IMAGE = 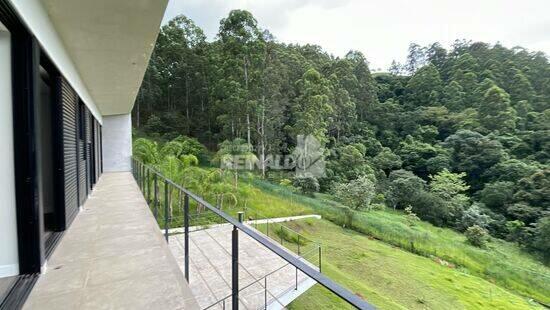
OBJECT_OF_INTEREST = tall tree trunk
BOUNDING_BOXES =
[244,55,250,146]
[185,75,190,134]
[147,70,152,111]
[247,114,251,146]
[243,55,249,90]
[260,97,266,178]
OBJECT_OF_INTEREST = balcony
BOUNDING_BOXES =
[22,161,374,309]
[23,172,199,309]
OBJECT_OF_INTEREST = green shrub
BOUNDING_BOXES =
[292,177,319,196]
[342,207,354,228]
[465,225,489,247]
[369,203,386,211]
[279,178,293,187]
[405,206,420,226]
[458,203,493,232]
[333,176,376,210]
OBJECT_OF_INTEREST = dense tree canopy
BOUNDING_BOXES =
[134,12,550,261]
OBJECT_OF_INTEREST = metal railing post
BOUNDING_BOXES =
[164,180,169,242]
[232,225,239,310]
[136,161,139,182]
[143,165,146,191]
[154,174,158,219]
[147,169,151,203]
[184,193,190,282]
[143,166,146,197]
[139,162,143,189]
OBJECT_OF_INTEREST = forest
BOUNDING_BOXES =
[132,9,549,267]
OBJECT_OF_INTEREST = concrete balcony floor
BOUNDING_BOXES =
[24,172,199,309]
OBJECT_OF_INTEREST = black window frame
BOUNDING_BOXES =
[0,0,42,308]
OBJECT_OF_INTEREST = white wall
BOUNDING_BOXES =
[102,114,132,172]
[8,0,102,123]
[0,27,19,278]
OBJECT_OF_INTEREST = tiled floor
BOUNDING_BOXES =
[0,276,17,303]
[168,225,317,310]
[24,172,199,310]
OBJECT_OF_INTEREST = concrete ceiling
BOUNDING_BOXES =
[41,0,168,116]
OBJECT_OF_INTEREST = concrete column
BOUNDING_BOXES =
[102,113,132,172]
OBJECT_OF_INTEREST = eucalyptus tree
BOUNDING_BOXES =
[155,15,207,120]
[479,86,517,133]
[290,68,333,146]
[218,10,265,145]
[405,63,443,107]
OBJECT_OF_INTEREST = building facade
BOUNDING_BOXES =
[0,0,167,307]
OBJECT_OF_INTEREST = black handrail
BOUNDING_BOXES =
[132,158,375,310]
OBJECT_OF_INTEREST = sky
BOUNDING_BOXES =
[162,0,550,71]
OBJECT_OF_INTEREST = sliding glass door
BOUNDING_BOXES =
[0,20,19,303]
[35,62,59,247]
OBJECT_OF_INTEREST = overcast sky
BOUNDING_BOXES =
[162,0,550,71]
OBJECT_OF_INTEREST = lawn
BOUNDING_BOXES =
[286,219,542,309]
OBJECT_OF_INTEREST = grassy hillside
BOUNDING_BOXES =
[286,219,542,309]
[248,178,550,305]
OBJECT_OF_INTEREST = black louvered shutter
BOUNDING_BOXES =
[94,120,100,183]
[78,102,87,206]
[86,109,92,192]
[90,117,97,188]
[99,125,103,174]
[91,120,96,187]
[58,78,79,226]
